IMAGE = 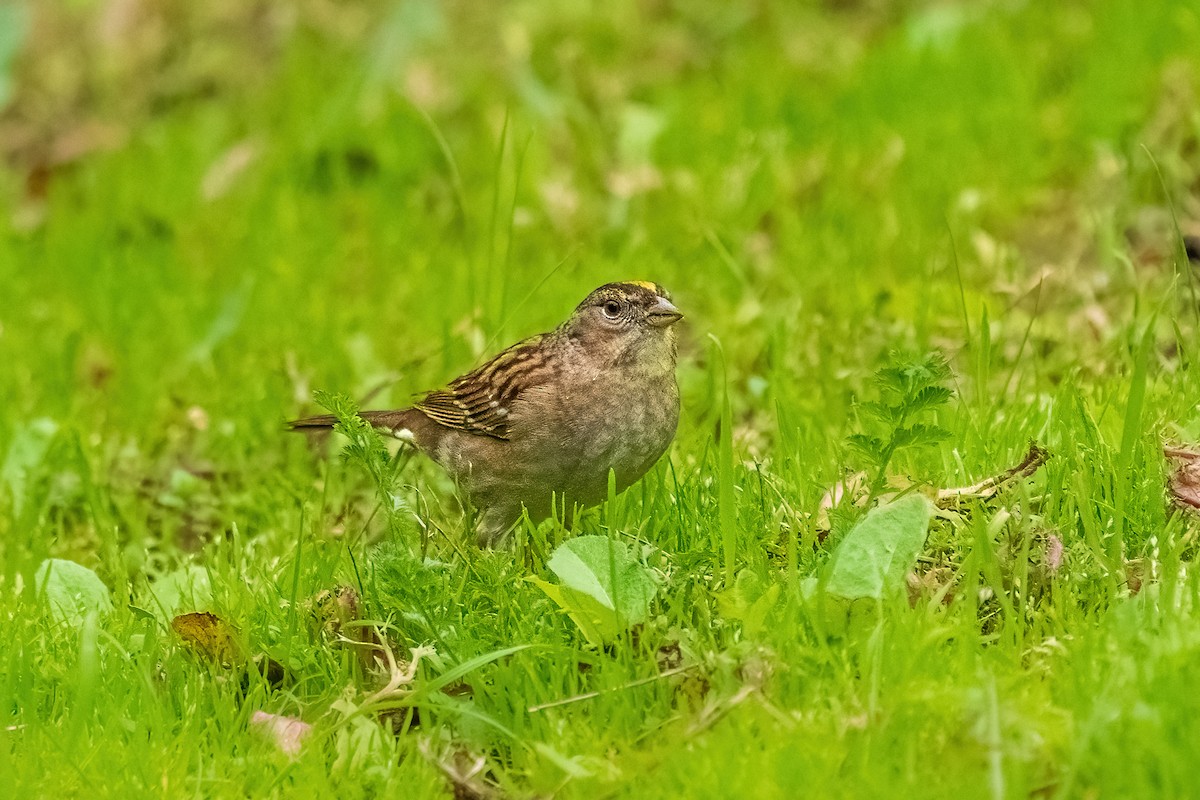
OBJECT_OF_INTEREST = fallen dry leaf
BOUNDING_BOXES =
[655,640,683,672]
[172,610,287,688]
[906,565,957,607]
[1125,558,1145,596]
[172,611,243,666]
[185,405,209,431]
[250,711,312,758]
[815,443,1050,542]
[309,585,389,674]
[1165,444,1200,510]
[607,164,663,199]
[815,470,870,535]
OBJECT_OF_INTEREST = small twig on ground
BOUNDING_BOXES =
[527,665,697,713]
[936,441,1050,506]
[353,638,436,708]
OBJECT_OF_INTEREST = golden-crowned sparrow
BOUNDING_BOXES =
[292,281,683,547]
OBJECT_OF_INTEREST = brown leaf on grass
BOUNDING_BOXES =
[905,565,957,608]
[652,639,711,710]
[1125,558,1145,596]
[309,585,389,674]
[419,741,500,800]
[254,655,289,690]
[185,405,209,431]
[607,164,663,199]
[655,641,683,672]
[172,611,287,688]
[172,611,244,667]
[1165,445,1200,510]
[5,120,127,230]
[250,711,312,758]
[814,470,870,537]
[47,121,128,169]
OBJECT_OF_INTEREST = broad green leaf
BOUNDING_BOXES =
[718,570,782,639]
[617,103,666,165]
[533,536,660,645]
[329,697,394,779]
[2,418,58,519]
[0,4,28,109]
[187,275,254,363]
[145,563,212,620]
[825,494,933,600]
[906,4,972,51]
[546,535,658,622]
[34,558,114,628]
[528,576,619,647]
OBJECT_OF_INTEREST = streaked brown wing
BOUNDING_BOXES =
[414,334,555,440]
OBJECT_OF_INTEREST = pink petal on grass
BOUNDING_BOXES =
[1045,534,1064,573]
[250,711,312,758]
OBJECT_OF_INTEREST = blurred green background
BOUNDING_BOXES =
[2,1,1200,796]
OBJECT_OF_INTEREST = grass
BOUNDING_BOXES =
[2,0,1200,796]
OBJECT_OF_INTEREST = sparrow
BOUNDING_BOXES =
[291,281,683,547]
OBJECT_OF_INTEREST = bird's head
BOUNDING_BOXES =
[563,281,683,370]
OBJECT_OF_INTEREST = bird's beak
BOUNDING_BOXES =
[647,296,684,327]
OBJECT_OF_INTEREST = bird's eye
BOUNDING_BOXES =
[602,300,623,319]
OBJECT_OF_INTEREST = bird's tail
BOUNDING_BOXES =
[288,409,421,438]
